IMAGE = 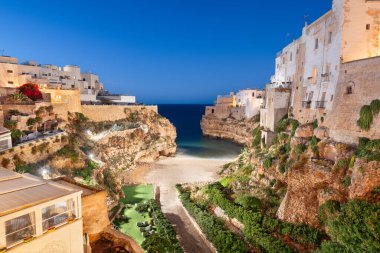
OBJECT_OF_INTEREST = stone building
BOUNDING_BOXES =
[262,0,380,145]
[205,90,263,120]
[0,56,104,102]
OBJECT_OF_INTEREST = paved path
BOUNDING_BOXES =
[134,155,232,253]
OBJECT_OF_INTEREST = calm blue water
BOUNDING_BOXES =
[158,104,242,159]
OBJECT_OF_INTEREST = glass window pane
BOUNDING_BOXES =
[42,199,76,232]
[5,213,36,247]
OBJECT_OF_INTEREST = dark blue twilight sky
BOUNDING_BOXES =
[0,0,331,104]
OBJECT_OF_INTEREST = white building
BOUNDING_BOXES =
[235,89,263,119]
[0,127,12,151]
[0,56,104,102]
[265,0,380,126]
[0,168,84,253]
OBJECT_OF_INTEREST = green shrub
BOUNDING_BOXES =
[349,155,356,168]
[235,195,262,211]
[57,145,79,162]
[142,200,182,253]
[318,200,380,252]
[177,185,247,253]
[335,159,349,170]
[341,176,351,188]
[263,155,273,170]
[312,119,318,129]
[11,129,22,144]
[370,99,380,116]
[357,105,373,131]
[252,126,262,148]
[295,143,306,155]
[4,120,17,130]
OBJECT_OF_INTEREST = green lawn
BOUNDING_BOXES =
[118,185,154,245]
[122,184,154,204]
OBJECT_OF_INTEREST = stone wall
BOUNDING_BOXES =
[82,190,110,241]
[81,105,158,122]
[0,133,67,169]
[324,56,380,143]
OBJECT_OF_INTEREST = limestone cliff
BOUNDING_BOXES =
[200,115,258,145]
[221,121,380,228]
[48,108,176,199]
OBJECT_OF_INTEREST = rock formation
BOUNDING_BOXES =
[200,115,258,145]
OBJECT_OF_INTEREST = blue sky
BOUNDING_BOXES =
[0,0,331,104]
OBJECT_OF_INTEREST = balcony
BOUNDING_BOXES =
[315,101,326,109]
[302,101,312,109]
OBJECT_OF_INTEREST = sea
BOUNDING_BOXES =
[158,104,242,159]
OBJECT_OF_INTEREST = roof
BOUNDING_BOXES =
[0,127,10,135]
[52,177,101,197]
[0,168,81,217]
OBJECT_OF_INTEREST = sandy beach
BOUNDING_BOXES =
[123,154,235,253]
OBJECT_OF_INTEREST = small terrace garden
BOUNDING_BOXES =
[113,185,182,252]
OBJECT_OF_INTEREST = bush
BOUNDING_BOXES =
[356,138,380,162]
[4,120,18,130]
[263,155,273,170]
[143,200,182,253]
[295,143,306,155]
[235,195,262,211]
[341,176,351,188]
[57,145,79,162]
[177,185,247,253]
[370,99,380,116]
[252,126,262,148]
[1,158,10,168]
[18,83,43,101]
[318,200,380,252]
[11,129,23,144]
[335,159,349,170]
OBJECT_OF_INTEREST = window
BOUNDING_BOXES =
[311,67,317,84]
[290,52,293,61]
[330,95,334,102]
[328,32,332,44]
[315,38,319,49]
[366,24,371,30]
[308,91,314,101]
[71,84,75,88]
[42,199,76,232]
[8,81,14,84]
[0,139,9,151]
[5,213,36,247]
[211,109,214,114]
[347,86,353,94]
[252,92,255,97]
[282,57,286,64]
[7,70,13,74]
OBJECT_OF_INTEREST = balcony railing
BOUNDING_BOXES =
[302,101,312,109]
[315,101,326,109]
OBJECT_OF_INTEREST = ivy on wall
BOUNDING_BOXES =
[357,99,380,131]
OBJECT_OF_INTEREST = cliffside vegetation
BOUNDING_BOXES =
[205,112,380,252]
[357,99,380,131]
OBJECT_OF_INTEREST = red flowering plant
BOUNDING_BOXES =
[18,83,43,101]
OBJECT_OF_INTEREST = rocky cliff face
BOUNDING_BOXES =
[221,121,380,228]
[200,115,258,145]
[48,109,176,200]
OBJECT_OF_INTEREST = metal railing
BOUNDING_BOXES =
[315,101,326,109]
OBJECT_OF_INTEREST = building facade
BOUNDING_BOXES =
[0,56,104,102]
[261,0,380,145]
[0,168,83,253]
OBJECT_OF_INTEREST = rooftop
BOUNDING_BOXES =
[0,168,80,217]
